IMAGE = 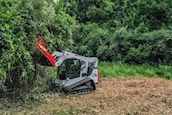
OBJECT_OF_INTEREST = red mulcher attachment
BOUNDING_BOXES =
[34,36,56,66]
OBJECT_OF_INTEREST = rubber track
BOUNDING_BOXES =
[64,77,96,95]
[64,77,91,91]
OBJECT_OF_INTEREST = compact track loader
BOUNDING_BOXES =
[34,36,100,95]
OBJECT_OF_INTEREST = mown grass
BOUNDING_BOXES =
[98,61,172,80]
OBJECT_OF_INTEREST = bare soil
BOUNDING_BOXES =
[59,78,172,115]
[1,78,172,115]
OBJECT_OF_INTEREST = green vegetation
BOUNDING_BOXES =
[1,1,172,114]
[68,0,172,64]
[0,0,74,93]
[98,62,172,80]
[1,0,172,97]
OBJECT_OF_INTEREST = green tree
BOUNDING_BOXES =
[121,0,172,32]
[66,0,172,64]
[72,23,111,57]
[0,0,75,93]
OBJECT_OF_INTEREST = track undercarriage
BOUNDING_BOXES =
[53,79,96,95]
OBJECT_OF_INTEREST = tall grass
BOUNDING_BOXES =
[98,62,172,80]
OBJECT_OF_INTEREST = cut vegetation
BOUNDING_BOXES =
[1,78,172,115]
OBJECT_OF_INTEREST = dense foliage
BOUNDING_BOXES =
[0,0,75,93]
[66,0,172,64]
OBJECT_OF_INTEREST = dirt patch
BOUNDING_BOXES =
[41,78,172,115]
[1,78,172,115]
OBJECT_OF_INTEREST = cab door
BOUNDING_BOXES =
[66,59,81,79]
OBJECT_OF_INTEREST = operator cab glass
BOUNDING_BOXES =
[57,59,81,80]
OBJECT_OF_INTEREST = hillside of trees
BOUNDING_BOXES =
[1,0,172,94]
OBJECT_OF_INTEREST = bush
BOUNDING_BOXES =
[0,0,75,95]
[97,28,172,64]
[71,23,111,57]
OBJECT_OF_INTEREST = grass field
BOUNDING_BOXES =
[98,62,172,80]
